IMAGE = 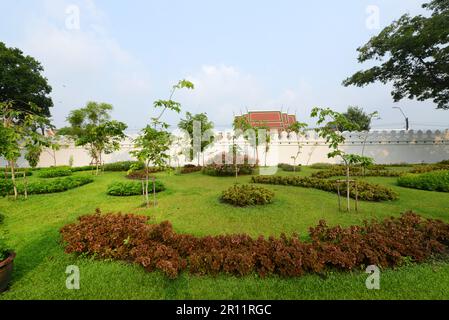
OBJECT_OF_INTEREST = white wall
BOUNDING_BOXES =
[3,129,449,168]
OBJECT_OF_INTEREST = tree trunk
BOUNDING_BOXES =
[152,176,156,207]
[24,171,28,200]
[9,160,18,200]
[145,167,150,208]
[53,150,57,167]
[346,165,350,212]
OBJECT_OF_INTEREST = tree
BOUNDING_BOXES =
[343,0,449,109]
[287,121,308,170]
[59,102,127,175]
[131,79,194,208]
[0,42,53,118]
[233,116,268,165]
[178,112,214,166]
[311,107,374,212]
[340,106,373,132]
[0,101,51,199]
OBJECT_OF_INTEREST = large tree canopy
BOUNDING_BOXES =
[0,42,53,117]
[343,0,449,109]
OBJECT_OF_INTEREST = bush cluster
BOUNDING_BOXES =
[252,176,398,201]
[60,211,449,279]
[2,170,33,179]
[126,168,166,180]
[103,161,145,172]
[202,164,254,177]
[311,167,402,179]
[180,165,202,174]
[0,176,93,196]
[309,163,335,169]
[38,168,73,178]
[107,181,165,196]
[278,163,302,172]
[398,170,449,192]
[221,184,274,207]
[408,164,449,174]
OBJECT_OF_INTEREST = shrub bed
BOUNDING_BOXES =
[126,168,166,180]
[60,211,449,279]
[202,164,254,177]
[278,163,302,172]
[1,176,92,196]
[398,171,449,192]
[38,168,73,178]
[107,181,165,196]
[408,164,449,174]
[311,167,402,179]
[252,176,398,201]
[2,171,33,179]
[103,161,145,172]
[221,184,274,207]
[180,165,202,174]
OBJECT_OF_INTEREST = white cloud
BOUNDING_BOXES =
[14,0,152,127]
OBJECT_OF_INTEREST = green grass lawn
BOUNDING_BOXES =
[1,167,449,300]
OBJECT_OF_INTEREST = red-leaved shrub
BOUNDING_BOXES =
[60,210,449,279]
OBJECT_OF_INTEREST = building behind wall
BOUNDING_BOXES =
[236,110,297,131]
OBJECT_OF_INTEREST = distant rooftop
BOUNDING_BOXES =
[236,110,297,131]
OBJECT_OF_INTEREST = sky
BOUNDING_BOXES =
[1,0,448,133]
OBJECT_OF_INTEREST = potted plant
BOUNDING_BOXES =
[0,239,15,293]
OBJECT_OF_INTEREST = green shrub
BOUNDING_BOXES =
[221,184,274,207]
[0,238,11,261]
[107,181,165,196]
[2,170,33,178]
[38,168,73,178]
[309,163,335,169]
[278,163,302,172]
[103,161,144,172]
[252,175,398,201]
[202,164,254,177]
[408,164,449,174]
[398,170,449,192]
[0,213,4,224]
[126,168,166,180]
[0,180,13,197]
[311,166,402,179]
[70,165,96,172]
[19,176,93,195]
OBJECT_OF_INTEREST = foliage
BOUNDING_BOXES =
[180,165,203,174]
[409,164,449,174]
[343,0,449,109]
[252,175,398,201]
[38,168,73,178]
[0,176,93,195]
[341,106,373,131]
[309,163,334,169]
[221,184,274,207]
[0,238,11,262]
[203,164,254,177]
[103,161,144,172]
[59,102,127,175]
[126,168,166,180]
[278,163,302,172]
[398,170,449,192]
[3,170,33,179]
[312,166,402,178]
[107,181,165,196]
[60,211,449,279]
[178,112,214,165]
[0,42,53,117]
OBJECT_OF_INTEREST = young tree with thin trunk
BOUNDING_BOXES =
[131,80,194,208]
[311,107,374,212]
[287,121,308,171]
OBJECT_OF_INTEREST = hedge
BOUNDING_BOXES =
[0,176,93,196]
[180,165,202,174]
[278,163,302,172]
[107,181,165,196]
[202,164,254,177]
[126,168,166,180]
[221,184,274,207]
[398,170,449,192]
[2,171,33,178]
[252,175,398,201]
[311,167,402,179]
[38,168,73,178]
[60,211,449,279]
[103,161,145,172]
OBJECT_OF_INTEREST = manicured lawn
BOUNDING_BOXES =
[1,167,449,300]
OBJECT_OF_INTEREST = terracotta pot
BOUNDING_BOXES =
[0,252,15,293]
